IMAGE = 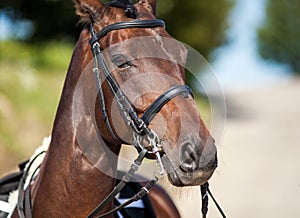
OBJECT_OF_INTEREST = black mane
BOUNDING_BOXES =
[105,0,137,19]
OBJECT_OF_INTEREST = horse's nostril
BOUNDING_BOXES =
[180,142,199,173]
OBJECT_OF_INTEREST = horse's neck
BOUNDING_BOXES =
[31,35,120,217]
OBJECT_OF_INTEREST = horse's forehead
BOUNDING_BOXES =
[98,4,166,45]
[99,22,185,56]
[104,30,187,66]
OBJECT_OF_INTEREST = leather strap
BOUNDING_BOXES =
[87,149,147,218]
[201,182,227,218]
[17,151,45,218]
[89,19,165,45]
[141,85,193,126]
[94,177,157,218]
[24,187,32,218]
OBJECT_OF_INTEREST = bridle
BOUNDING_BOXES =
[17,18,226,218]
[87,18,226,218]
[87,18,193,217]
[89,19,193,148]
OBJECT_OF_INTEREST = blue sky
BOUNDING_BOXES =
[212,0,292,91]
[0,13,11,40]
[0,11,34,40]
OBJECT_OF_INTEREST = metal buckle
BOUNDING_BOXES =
[133,130,165,176]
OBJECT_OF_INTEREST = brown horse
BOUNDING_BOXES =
[10,0,218,217]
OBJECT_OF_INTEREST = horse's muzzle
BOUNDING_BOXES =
[163,140,218,187]
[179,141,218,173]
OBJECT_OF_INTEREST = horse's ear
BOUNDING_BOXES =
[139,0,157,16]
[74,0,104,23]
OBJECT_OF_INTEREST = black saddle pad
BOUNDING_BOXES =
[0,160,28,195]
[115,178,156,218]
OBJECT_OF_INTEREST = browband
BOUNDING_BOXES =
[89,19,165,46]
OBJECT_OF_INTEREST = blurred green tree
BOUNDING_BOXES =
[0,0,81,42]
[158,0,233,59]
[258,0,300,74]
[0,0,233,59]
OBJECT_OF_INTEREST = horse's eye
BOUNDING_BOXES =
[112,54,132,69]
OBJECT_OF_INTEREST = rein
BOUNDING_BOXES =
[201,183,227,218]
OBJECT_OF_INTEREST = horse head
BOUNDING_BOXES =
[74,0,217,187]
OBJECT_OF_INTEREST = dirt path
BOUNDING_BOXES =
[207,78,300,217]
